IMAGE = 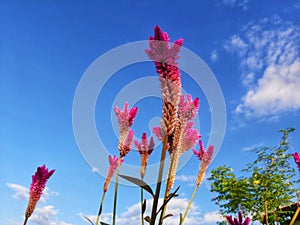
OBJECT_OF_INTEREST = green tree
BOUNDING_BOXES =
[208,128,298,224]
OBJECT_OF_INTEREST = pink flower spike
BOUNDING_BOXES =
[135,132,155,156]
[119,130,134,157]
[178,94,200,121]
[152,126,164,141]
[104,155,123,192]
[193,140,214,166]
[108,155,124,170]
[25,165,55,219]
[146,26,183,81]
[128,107,138,126]
[226,211,251,225]
[114,102,138,132]
[181,126,200,153]
[292,152,300,171]
[135,133,155,179]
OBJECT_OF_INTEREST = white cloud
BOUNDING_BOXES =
[7,183,29,200]
[7,183,72,225]
[7,183,57,203]
[225,17,300,119]
[80,198,222,225]
[210,50,218,62]
[200,211,224,224]
[217,0,249,10]
[241,143,263,152]
[28,205,73,225]
[176,175,197,183]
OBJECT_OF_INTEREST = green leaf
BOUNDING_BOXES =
[179,212,183,224]
[142,199,146,214]
[144,216,151,223]
[83,216,94,225]
[100,222,109,225]
[163,214,173,219]
[119,174,154,197]
[157,186,180,214]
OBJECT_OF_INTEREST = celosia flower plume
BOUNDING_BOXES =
[114,102,138,157]
[166,122,200,192]
[119,129,134,157]
[146,26,183,136]
[114,102,138,132]
[164,94,199,191]
[193,140,214,186]
[226,211,251,225]
[180,122,201,153]
[135,132,155,179]
[103,155,124,192]
[292,152,300,171]
[178,94,199,121]
[24,165,55,221]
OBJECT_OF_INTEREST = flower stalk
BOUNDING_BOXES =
[149,135,169,225]
[112,156,122,225]
[96,155,122,225]
[180,141,214,225]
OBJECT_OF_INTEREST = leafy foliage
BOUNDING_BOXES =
[208,128,298,224]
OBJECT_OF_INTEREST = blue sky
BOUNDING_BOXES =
[1,0,300,224]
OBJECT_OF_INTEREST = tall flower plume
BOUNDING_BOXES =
[135,132,155,179]
[226,211,251,225]
[166,94,200,191]
[146,25,183,137]
[193,140,214,186]
[180,122,201,153]
[178,94,199,121]
[292,152,300,171]
[114,102,138,157]
[24,165,55,223]
[103,155,124,192]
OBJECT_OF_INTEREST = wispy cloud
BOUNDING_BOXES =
[7,183,72,225]
[225,16,300,120]
[176,175,197,183]
[241,143,263,152]
[6,183,57,203]
[217,0,250,10]
[7,183,29,201]
[210,50,218,62]
[79,198,223,225]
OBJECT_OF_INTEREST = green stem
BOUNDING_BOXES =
[158,151,176,225]
[23,216,29,225]
[180,185,199,225]
[95,192,106,225]
[112,157,121,225]
[150,135,169,225]
[141,187,145,225]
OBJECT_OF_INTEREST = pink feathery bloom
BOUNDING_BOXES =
[103,155,124,192]
[178,94,199,121]
[135,132,155,179]
[180,122,200,153]
[292,152,300,171]
[193,140,214,186]
[114,102,138,157]
[114,102,138,132]
[193,140,214,165]
[146,26,183,136]
[25,165,55,220]
[226,211,251,225]
[119,130,134,157]
[152,126,164,141]
[145,25,183,82]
